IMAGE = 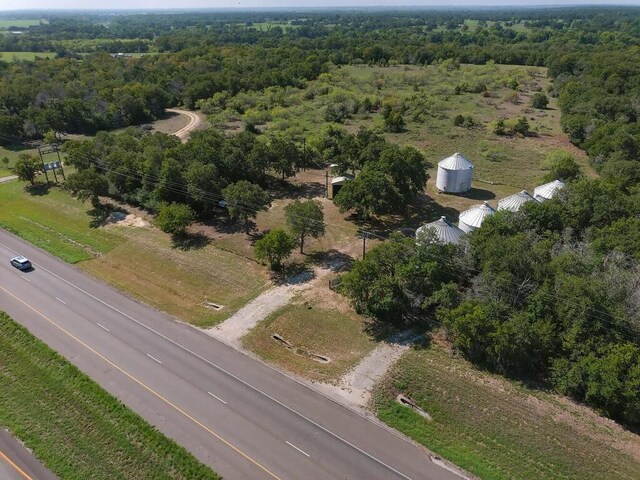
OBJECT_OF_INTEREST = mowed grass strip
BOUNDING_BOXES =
[0,180,124,263]
[0,51,56,62]
[0,146,40,177]
[243,301,376,382]
[0,311,221,480]
[0,180,266,326]
[373,345,640,480]
[80,226,267,328]
[0,19,46,28]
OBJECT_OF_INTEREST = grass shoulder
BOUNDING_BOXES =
[0,311,220,480]
[373,343,640,480]
[243,298,376,382]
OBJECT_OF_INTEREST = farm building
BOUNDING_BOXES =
[458,201,496,233]
[497,190,538,212]
[533,179,565,202]
[416,216,465,245]
[436,152,474,194]
[327,173,354,199]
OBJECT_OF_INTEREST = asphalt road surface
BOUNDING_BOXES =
[0,429,57,480]
[0,228,462,480]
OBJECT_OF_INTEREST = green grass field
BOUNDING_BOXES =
[0,19,45,29]
[243,300,376,382]
[373,345,640,480]
[0,178,267,326]
[0,179,124,263]
[81,226,267,327]
[0,311,220,480]
[0,146,40,177]
[0,51,56,62]
[213,63,593,217]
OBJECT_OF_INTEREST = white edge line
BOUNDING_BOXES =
[146,353,162,364]
[20,276,30,283]
[207,391,228,405]
[96,322,110,332]
[0,240,414,480]
[56,297,66,305]
[286,441,310,458]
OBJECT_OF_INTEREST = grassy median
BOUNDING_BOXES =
[0,311,221,480]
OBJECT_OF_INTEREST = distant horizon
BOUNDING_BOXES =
[1,1,639,13]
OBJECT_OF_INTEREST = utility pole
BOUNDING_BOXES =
[37,145,50,183]
[361,231,368,259]
[325,170,329,198]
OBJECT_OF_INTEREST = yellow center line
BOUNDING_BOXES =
[0,449,34,480]
[0,286,282,480]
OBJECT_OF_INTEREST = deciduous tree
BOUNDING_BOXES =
[222,180,270,234]
[284,199,325,254]
[11,153,41,185]
[155,202,195,235]
[254,228,295,270]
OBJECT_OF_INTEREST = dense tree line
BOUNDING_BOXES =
[61,127,306,217]
[343,179,640,425]
[0,46,325,140]
[1,7,639,140]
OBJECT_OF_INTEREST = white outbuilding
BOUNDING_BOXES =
[436,152,474,194]
[533,179,565,202]
[497,190,538,212]
[458,201,496,233]
[416,216,465,245]
[327,173,354,199]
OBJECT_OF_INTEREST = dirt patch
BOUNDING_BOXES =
[316,331,416,408]
[104,211,150,228]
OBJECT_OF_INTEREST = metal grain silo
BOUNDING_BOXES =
[533,180,565,202]
[458,201,496,233]
[497,190,538,212]
[416,216,465,245]
[436,152,474,194]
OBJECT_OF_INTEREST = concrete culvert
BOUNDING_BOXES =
[397,394,432,420]
[204,302,224,311]
[272,333,293,348]
[310,353,330,364]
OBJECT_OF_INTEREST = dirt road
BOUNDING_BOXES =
[166,108,202,142]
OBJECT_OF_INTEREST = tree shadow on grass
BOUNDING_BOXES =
[351,193,460,239]
[24,182,52,196]
[88,206,113,229]
[171,232,211,251]
[199,212,254,235]
[363,313,439,343]
[306,249,354,272]
[269,262,315,286]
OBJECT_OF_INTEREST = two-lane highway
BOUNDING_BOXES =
[0,228,462,480]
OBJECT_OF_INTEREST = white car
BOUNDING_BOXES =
[10,256,32,271]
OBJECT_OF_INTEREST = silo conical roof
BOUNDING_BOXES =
[534,179,565,201]
[497,190,537,212]
[438,152,474,171]
[459,201,496,229]
[416,216,464,245]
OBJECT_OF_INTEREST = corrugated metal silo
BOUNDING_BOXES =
[458,201,496,233]
[436,152,475,194]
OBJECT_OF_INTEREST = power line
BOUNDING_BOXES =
[2,130,639,341]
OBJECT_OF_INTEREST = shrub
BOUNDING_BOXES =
[530,92,549,109]
[155,202,195,235]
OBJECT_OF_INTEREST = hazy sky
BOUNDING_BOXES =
[0,0,638,10]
